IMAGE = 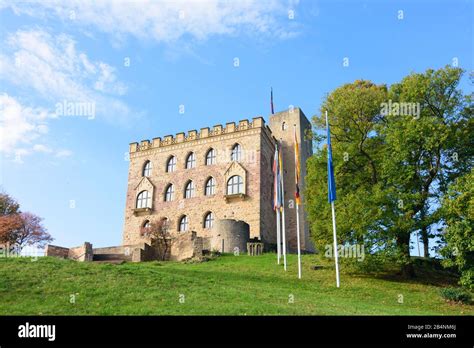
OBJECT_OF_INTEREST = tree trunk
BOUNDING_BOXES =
[419,208,430,258]
[396,233,416,278]
[421,226,430,258]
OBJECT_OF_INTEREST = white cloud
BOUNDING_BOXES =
[33,144,53,153]
[94,62,127,95]
[0,94,72,161]
[0,28,140,162]
[0,93,50,153]
[4,0,300,43]
[0,30,126,102]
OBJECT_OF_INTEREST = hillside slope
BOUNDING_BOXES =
[0,254,471,315]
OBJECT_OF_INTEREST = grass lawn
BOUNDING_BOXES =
[0,253,472,315]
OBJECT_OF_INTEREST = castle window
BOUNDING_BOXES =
[205,177,216,196]
[186,152,196,169]
[204,212,214,229]
[227,175,243,195]
[166,156,177,172]
[142,160,152,177]
[179,215,189,232]
[282,122,288,131]
[231,144,241,162]
[164,184,174,202]
[184,181,195,198]
[206,148,216,165]
[141,220,151,236]
[136,190,151,209]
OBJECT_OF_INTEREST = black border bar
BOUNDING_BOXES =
[0,315,472,346]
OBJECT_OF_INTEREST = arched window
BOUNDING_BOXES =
[166,156,177,172]
[184,181,195,198]
[186,152,196,169]
[206,148,216,165]
[136,190,151,208]
[164,184,174,202]
[142,160,152,177]
[227,175,243,195]
[141,220,151,236]
[282,122,288,131]
[204,212,214,229]
[179,215,189,232]
[205,177,216,196]
[231,144,241,162]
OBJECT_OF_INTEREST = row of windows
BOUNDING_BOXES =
[141,144,242,177]
[136,175,243,208]
[141,212,214,235]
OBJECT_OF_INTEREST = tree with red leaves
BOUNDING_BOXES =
[0,192,53,252]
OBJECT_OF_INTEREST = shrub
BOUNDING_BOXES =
[439,287,472,304]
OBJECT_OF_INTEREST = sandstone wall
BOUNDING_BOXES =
[169,231,202,261]
[45,245,69,258]
[211,219,250,253]
[123,117,273,247]
[45,242,93,261]
[68,242,93,261]
[268,108,315,252]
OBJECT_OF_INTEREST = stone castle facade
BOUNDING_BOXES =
[122,107,314,255]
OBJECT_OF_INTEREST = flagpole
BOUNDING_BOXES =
[331,202,340,288]
[279,139,287,271]
[296,201,302,279]
[294,125,302,279]
[326,110,340,288]
[276,207,281,264]
[274,142,281,264]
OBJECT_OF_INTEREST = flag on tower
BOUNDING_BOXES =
[327,116,337,203]
[273,144,282,210]
[278,145,284,211]
[294,128,301,205]
[270,87,275,115]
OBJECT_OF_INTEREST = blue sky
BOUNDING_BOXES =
[0,0,472,251]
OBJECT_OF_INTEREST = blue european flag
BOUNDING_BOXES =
[327,116,337,203]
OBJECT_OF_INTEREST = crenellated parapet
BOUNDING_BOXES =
[129,117,266,153]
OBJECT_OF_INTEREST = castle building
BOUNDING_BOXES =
[122,107,314,255]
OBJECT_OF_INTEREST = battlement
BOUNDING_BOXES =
[129,116,266,153]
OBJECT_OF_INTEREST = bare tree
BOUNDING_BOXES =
[142,219,173,261]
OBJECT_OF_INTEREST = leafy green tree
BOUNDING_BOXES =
[382,66,471,260]
[439,169,473,289]
[307,80,389,260]
[306,66,472,277]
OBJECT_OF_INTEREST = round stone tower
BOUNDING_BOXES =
[211,219,250,254]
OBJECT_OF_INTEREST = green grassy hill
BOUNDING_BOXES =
[0,253,472,315]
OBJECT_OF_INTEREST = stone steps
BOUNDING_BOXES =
[93,253,131,262]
